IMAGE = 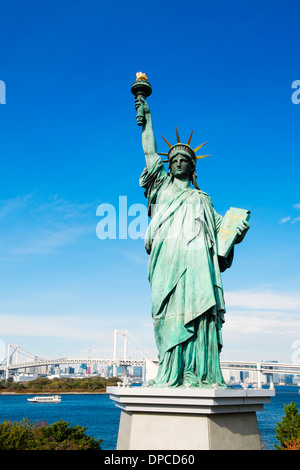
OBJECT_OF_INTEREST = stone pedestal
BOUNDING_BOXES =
[107,386,274,450]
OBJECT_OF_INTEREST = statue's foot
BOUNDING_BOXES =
[142,379,156,387]
[182,372,199,387]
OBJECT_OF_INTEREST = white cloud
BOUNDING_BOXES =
[279,216,291,224]
[0,313,157,360]
[222,309,300,362]
[223,310,300,336]
[1,288,299,363]
[225,289,300,311]
[0,193,96,258]
[0,194,34,219]
[221,289,300,361]
[279,204,300,224]
[12,224,93,255]
[0,313,105,342]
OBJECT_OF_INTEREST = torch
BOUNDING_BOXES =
[131,72,152,126]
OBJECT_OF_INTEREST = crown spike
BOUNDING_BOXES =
[193,141,207,153]
[158,152,169,157]
[196,154,211,160]
[176,127,180,144]
[161,134,172,148]
[187,129,194,146]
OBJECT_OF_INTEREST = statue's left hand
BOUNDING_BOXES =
[135,96,150,114]
[235,220,250,244]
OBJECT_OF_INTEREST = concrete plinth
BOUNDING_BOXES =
[107,386,275,450]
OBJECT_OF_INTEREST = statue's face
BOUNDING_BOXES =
[170,154,191,180]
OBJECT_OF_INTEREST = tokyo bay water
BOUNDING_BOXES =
[0,385,299,450]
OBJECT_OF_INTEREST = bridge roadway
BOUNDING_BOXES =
[0,357,146,374]
[1,358,300,377]
[221,360,300,376]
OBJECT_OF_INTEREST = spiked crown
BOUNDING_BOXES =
[158,128,211,164]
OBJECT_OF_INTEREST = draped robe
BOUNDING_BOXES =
[140,156,233,387]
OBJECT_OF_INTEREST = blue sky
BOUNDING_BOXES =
[0,0,300,363]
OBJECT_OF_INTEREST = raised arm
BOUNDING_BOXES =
[135,97,159,171]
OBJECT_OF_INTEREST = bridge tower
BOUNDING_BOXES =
[5,344,20,379]
[113,330,128,377]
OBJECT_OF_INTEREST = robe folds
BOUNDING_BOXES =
[140,156,233,387]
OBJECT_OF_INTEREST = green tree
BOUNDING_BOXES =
[26,377,52,390]
[37,420,102,450]
[0,419,36,450]
[275,402,300,450]
[0,419,102,450]
[0,375,120,393]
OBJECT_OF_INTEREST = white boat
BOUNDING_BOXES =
[27,395,61,403]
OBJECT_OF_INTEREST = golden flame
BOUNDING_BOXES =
[136,72,148,81]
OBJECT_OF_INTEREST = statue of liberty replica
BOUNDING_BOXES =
[132,73,250,388]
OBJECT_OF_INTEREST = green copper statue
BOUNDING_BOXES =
[132,73,250,388]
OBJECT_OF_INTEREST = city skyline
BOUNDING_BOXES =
[0,0,300,364]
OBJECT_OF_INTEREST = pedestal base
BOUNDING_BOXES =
[107,386,274,450]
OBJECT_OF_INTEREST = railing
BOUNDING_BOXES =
[2,337,300,385]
